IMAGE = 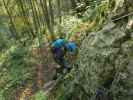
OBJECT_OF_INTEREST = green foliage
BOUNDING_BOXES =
[82,0,109,30]
[84,0,102,8]
[32,90,47,100]
[0,45,35,99]
[59,15,81,39]
[0,33,8,51]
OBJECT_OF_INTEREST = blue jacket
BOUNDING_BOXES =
[51,39,65,48]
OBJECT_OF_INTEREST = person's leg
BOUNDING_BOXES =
[53,67,63,80]
[52,47,71,79]
[53,57,68,80]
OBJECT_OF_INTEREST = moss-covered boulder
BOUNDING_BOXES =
[74,22,133,99]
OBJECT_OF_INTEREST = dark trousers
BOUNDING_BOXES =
[51,47,68,69]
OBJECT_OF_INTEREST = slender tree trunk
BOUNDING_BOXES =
[2,0,18,39]
[39,0,55,40]
[57,0,62,36]
[17,0,35,38]
[48,0,54,33]
[39,0,50,31]
[29,0,38,33]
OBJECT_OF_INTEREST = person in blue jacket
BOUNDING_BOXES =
[51,38,77,74]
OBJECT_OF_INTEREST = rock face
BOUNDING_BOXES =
[74,22,133,100]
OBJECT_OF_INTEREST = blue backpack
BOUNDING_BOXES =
[65,42,77,54]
